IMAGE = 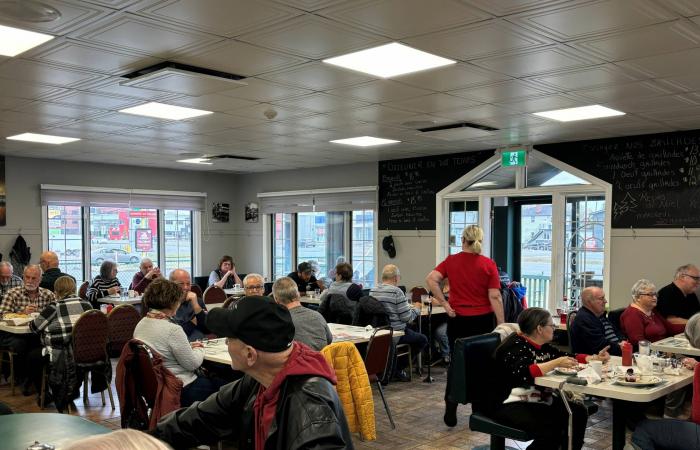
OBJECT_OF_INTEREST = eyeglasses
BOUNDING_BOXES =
[682,274,700,281]
[639,292,658,297]
[245,285,264,291]
[542,323,556,329]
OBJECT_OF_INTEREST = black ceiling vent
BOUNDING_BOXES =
[209,154,260,161]
[417,121,499,133]
[121,61,246,82]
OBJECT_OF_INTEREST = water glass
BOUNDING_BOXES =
[638,340,650,356]
[314,288,320,297]
[421,294,430,305]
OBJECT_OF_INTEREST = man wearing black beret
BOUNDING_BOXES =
[151,296,353,449]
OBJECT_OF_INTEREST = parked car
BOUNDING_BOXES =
[91,248,141,265]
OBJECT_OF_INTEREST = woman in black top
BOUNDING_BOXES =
[492,308,609,450]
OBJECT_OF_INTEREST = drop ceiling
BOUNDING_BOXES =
[1,0,700,173]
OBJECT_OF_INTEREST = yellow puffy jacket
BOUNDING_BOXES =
[321,342,376,441]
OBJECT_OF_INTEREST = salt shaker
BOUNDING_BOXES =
[639,340,650,356]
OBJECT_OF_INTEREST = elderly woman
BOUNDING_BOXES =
[86,260,121,309]
[629,312,700,449]
[134,278,225,407]
[28,276,92,410]
[620,279,685,348]
[319,262,362,303]
[491,307,609,450]
[208,255,241,290]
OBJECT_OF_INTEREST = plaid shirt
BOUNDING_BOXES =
[29,296,92,348]
[0,275,23,301]
[0,286,55,314]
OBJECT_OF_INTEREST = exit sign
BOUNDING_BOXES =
[502,150,527,167]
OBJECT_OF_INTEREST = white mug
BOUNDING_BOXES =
[590,360,603,377]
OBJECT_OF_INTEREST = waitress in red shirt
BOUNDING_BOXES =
[426,224,504,427]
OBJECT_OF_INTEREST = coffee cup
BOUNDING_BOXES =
[590,360,603,377]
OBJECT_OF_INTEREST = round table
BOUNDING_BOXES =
[0,413,111,449]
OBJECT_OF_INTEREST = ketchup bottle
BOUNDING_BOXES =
[621,341,633,366]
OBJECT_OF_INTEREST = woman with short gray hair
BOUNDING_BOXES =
[86,260,122,309]
[620,278,685,349]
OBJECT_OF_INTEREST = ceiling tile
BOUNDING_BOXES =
[121,69,249,96]
[510,0,676,41]
[0,60,104,88]
[157,112,265,133]
[258,62,374,90]
[73,13,221,57]
[83,77,181,101]
[526,64,639,91]
[321,0,491,38]
[604,94,697,113]
[449,79,553,102]
[405,19,551,61]
[219,78,312,102]
[574,20,700,61]
[270,0,349,12]
[325,105,422,125]
[462,0,571,16]
[616,47,700,78]
[28,39,161,74]
[135,0,301,37]
[0,79,65,100]
[14,101,104,120]
[496,94,587,113]
[383,94,481,114]
[0,0,113,35]
[92,111,171,127]
[51,91,142,110]
[227,103,317,121]
[472,45,602,77]
[571,81,673,102]
[167,94,258,112]
[47,120,135,138]
[273,92,369,113]
[0,110,67,127]
[0,97,32,110]
[657,73,700,92]
[275,114,360,130]
[435,104,519,122]
[395,64,511,92]
[174,39,306,77]
[328,80,433,103]
[238,14,384,59]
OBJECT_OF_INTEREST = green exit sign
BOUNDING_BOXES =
[502,150,527,167]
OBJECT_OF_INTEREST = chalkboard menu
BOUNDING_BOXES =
[537,130,700,228]
[378,150,493,230]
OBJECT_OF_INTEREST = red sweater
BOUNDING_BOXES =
[693,364,700,425]
[620,306,685,347]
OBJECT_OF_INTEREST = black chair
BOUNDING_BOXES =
[457,333,533,450]
[263,282,273,296]
[607,308,625,335]
[193,276,209,293]
[361,288,370,297]
[566,310,578,353]
[398,285,406,294]
[318,294,356,325]
[363,327,395,429]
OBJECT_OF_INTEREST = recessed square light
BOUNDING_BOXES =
[177,158,213,165]
[119,102,213,120]
[330,136,400,147]
[533,105,625,122]
[0,25,54,57]
[323,42,455,78]
[6,133,80,145]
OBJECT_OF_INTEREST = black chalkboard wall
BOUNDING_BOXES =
[378,150,493,230]
[537,129,700,228]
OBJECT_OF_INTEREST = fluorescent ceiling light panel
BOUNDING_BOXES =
[7,133,80,145]
[119,102,213,120]
[330,136,400,147]
[323,42,455,78]
[533,105,625,122]
[177,158,212,165]
[0,25,54,57]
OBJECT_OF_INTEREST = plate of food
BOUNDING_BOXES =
[554,366,583,375]
[2,313,31,326]
[613,375,664,387]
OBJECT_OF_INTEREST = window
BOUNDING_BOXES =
[47,205,83,281]
[272,213,292,280]
[164,210,193,275]
[352,210,374,287]
[448,201,478,254]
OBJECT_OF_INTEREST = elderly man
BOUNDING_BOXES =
[657,264,700,325]
[242,273,265,297]
[169,269,208,341]
[38,251,74,291]
[570,287,622,356]
[287,262,324,294]
[273,277,332,351]
[0,264,55,394]
[130,258,161,294]
[0,261,22,300]
[152,296,352,449]
[371,264,427,382]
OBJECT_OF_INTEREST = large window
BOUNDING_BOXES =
[271,210,376,287]
[163,209,193,275]
[448,201,478,254]
[47,205,83,281]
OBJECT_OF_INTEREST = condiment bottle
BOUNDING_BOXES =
[621,340,633,366]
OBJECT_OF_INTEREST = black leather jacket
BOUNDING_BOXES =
[152,374,354,450]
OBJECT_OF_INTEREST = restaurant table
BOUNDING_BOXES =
[203,323,402,365]
[299,295,321,305]
[207,302,225,310]
[97,295,142,306]
[0,412,111,450]
[223,288,245,296]
[651,334,700,356]
[535,356,694,450]
[0,323,31,334]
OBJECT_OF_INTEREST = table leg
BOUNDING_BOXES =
[417,314,423,376]
[611,399,627,450]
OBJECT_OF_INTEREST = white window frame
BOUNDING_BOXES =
[435,149,612,311]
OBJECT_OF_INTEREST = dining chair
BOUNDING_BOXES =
[78,281,89,300]
[117,340,161,429]
[566,310,578,352]
[73,310,115,409]
[607,308,625,334]
[0,347,16,395]
[409,286,428,303]
[363,326,395,429]
[107,304,141,358]
[189,284,203,298]
[203,286,227,305]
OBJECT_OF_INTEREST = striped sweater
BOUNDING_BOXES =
[86,275,122,308]
[370,283,419,331]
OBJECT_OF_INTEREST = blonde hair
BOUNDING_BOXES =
[65,429,172,450]
[462,225,484,254]
[54,276,77,300]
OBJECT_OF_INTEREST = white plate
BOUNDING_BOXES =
[555,367,579,375]
[613,376,663,387]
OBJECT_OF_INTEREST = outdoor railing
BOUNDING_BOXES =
[521,274,550,309]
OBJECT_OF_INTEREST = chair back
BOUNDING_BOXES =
[364,327,394,379]
[458,332,501,411]
[78,281,89,300]
[410,286,428,303]
[107,304,141,358]
[127,340,160,409]
[73,310,110,365]
[361,288,370,297]
[203,285,227,304]
[566,310,578,349]
[222,296,238,309]
[319,293,355,325]
[608,307,625,333]
[190,284,203,298]
[263,282,273,296]
[352,296,389,328]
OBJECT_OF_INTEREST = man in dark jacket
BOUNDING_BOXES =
[39,251,75,291]
[151,296,353,450]
[570,287,622,356]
